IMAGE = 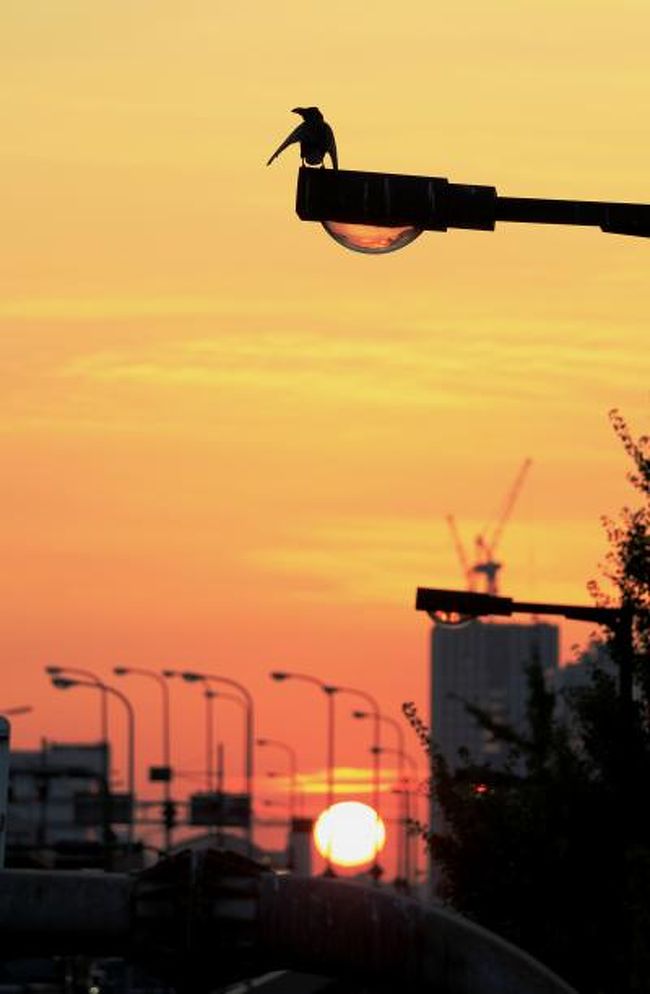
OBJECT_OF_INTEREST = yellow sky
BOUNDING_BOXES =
[1,2,648,863]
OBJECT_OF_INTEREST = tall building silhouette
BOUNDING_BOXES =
[430,620,559,771]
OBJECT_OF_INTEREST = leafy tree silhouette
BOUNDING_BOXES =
[404,411,649,994]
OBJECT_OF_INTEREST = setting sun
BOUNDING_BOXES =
[314,801,386,868]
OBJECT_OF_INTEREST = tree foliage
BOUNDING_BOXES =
[405,412,650,994]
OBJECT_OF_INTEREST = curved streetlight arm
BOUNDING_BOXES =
[271,670,330,693]
[114,668,170,771]
[336,686,381,820]
[256,738,298,817]
[45,665,108,745]
[297,166,650,239]
[270,671,338,832]
[415,586,635,707]
[113,667,173,850]
[182,670,255,855]
[50,678,135,852]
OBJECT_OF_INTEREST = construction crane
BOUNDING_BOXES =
[445,513,475,591]
[446,459,532,596]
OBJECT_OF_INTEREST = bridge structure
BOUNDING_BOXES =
[0,848,577,994]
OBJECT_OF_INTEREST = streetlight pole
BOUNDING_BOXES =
[353,709,407,891]
[415,586,637,890]
[204,689,216,792]
[270,671,338,810]
[270,671,338,874]
[210,690,246,794]
[332,684,383,881]
[50,677,136,855]
[45,666,109,764]
[113,667,173,852]
[381,746,420,894]
[334,686,381,827]
[257,738,298,819]
[179,670,255,856]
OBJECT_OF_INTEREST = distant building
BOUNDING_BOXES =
[430,620,559,771]
[551,639,616,723]
[7,740,110,866]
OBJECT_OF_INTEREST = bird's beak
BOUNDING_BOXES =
[291,107,304,115]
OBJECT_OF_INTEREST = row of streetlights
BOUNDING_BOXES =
[268,670,419,885]
[44,666,255,854]
[43,664,418,882]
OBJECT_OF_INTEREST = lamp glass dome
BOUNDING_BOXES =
[321,220,422,254]
[428,610,475,629]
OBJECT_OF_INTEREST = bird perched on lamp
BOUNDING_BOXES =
[266,107,338,169]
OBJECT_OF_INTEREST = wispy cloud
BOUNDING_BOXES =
[274,766,405,796]
[57,325,641,414]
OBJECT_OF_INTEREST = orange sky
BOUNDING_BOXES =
[1,2,648,872]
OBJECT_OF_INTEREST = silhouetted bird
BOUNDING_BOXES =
[266,107,338,169]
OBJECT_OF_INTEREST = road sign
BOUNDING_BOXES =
[189,792,251,828]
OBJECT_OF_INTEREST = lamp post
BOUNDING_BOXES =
[176,670,255,855]
[45,665,109,753]
[353,708,407,890]
[415,585,636,893]
[113,667,173,852]
[332,686,382,827]
[380,746,421,894]
[415,587,634,709]
[270,671,338,875]
[211,690,246,794]
[257,738,298,818]
[203,689,217,792]
[50,676,136,853]
[295,166,650,254]
[270,672,337,812]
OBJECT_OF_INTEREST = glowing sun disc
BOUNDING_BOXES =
[314,801,386,867]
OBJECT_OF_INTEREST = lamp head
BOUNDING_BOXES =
[113,666,129,676]
[161,670,177,678]
[270,671,288,682]
[323,684,338,695]
[181,671,204,683]
[45,665,62,675]
[52,676,76,690]
[256,738,268,746]
[352,709,368,720]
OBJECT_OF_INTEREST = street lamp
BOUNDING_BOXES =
[210,690,247,794]
[270,672,338,812]
[270,671,338,875]
[113,667,173,852]
[177,670,255,855]
[295,166,650,254]
[380,746,421,893]
[50,676,136,853]
[415,587,634,708]
[45,665,109,750]
[257,738,299,818]
[331,685,382,825]
[415,585,637,896]
[353,708,408,891]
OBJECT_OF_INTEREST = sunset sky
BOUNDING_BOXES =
[2,2,648,870]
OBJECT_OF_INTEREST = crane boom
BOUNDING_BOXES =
[487,458,532,555]
[445,514,474,589]
[472,459,532,595]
